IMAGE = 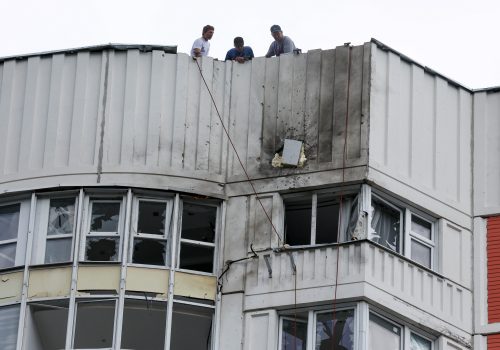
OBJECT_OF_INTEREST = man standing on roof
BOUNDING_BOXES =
[265,24,296,58]
[225,37,254,63]
[191,25,214,58]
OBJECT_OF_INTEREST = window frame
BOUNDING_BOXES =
[282,188,360,247]
[176,198,220,275]
[129,195,174,267]
[0,198,30,269]
[370,192,437,270]
[278,303,358,350]
[80,194,127,262]
[368,309,435,350]
[31,192,79,265]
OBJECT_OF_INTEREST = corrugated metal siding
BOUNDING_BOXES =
[488,216,500,323]
[474,91,500,216]
[0,45,369,193]
[228,44,370,180]
[488,334,500,349]
[369,43,472,214]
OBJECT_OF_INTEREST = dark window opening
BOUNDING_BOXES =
[85,237,118,261]
[284,196,312,246]
[181,204,216,243]
[315,310,355,350]
[138,201,166,235]
[24,300,69,350]
[132,238,166,265]
[179,243,214,273]
[281,313,308,350]
[316,194,340,244]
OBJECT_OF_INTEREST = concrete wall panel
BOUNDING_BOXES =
[0,271,23,304]
[125,266,169,297]
[27,266,72,299]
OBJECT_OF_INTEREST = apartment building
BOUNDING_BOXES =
[0,39,498,349]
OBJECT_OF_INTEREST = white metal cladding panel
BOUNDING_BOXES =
[473,91,500,216]
[227,44,370,180]
[0,52,103,181]
[99,52,229,178]
[369,44,472,214]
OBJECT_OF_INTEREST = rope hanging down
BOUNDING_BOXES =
[194,58,282,246]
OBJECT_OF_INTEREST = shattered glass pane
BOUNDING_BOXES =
[47,198,75,235]
[74,300,115,348]
[132,238,166,265]
[0,304,20,350]
[315,310,354,350]
[0,243,16,269]
[138,201,166,235]
[181,203,216,243]
[285,196,312,246]
[0,204,20,241]
[316,194,340,244]
[411,215,432,240]
[179,243,214,273]
[170,303,213,350]
[411,239,432,268]
[281,317,307,349]
[45,237,72,264]
[90,202,120,232]
[85,237,119,261]
[121,299,166,350]
[370,200,401,253]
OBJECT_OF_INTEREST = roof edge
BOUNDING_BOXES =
[0,43,177,63]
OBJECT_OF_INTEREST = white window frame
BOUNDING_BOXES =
[278,304,358,350]
[370,192,437,270]
[368,309,435,350]
[129,196,174,267]
[282,188,360,247]
[177,199,219,275]
[71,298,118,350]
[0,198,30,269]
[31,193,79,265]
[80,195,126,262]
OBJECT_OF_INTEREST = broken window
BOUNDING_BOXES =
[46,197,76,263]
[84,199,123,262]
[121,299,167,350]
[170,302,214,350]
[73,299,116,349]
[24,300,69,350]
[131,199,172,266]
[370,194,436,269]
[283,192,359,246]
[0,204,20,269]
[0,305,20,350]
[410,333,432,350]
[280,314,308,349]
[315,309,354,350]
[179,201,217,273]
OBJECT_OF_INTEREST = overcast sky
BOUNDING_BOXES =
[1,0,498,89]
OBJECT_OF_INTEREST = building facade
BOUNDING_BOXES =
[0,40,498,349]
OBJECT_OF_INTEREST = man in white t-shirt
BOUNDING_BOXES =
[191,25,214,58]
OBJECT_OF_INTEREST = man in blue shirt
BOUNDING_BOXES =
[225,37,254,63]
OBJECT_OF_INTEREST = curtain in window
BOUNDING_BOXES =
[370,201,401,252]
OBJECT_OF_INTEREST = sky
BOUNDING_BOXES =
[1,0,499,89]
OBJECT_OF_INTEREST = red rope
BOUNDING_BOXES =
[194,58,282,246]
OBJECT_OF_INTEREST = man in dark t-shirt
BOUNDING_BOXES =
[225,37,254,63]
